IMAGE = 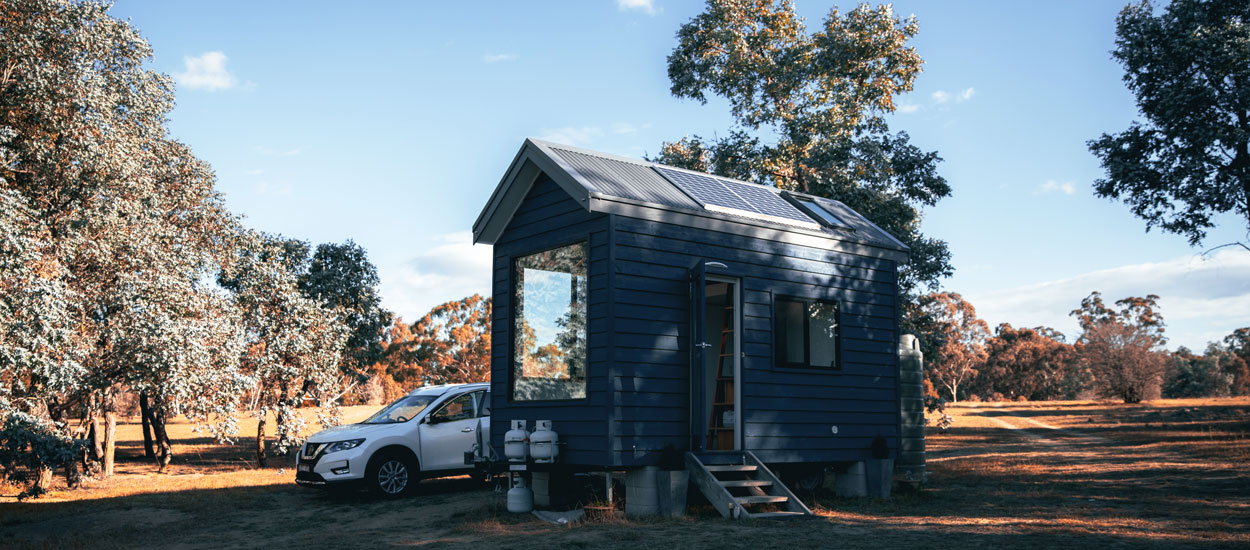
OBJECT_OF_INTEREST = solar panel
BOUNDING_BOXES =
[653,166,821,230]
[653,167,754,212]
[720,179,816,224]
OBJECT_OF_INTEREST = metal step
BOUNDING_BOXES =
[686,451,813,520]
[736,495,789,505]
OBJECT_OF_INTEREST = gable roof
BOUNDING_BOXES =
[473,138,910,262]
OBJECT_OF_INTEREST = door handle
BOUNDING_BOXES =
[461,427,474,433]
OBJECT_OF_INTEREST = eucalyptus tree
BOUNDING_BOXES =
[1089,0,1250,250]
[300,241,392,396]
[657,0,953,308]
[1071,292,1169,403]
[223,231,349,466]
[1,0,244,486]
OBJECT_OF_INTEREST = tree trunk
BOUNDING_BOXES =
[64,456,81,488]
[36,466,53,492]
[139,392,156,459]
[150,406,173,471]
[948,381,959,403]
[102,412,117,478]
[256,416,268,468]
[89,416,104,461]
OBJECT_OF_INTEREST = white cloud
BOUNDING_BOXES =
[244,168,264,176]
[174,51,238,92]
[897,103,921,114]
[1036,179,1076,195]
[378,231,493,322]
[483,53,519,63]
[618,0,658,15]
[537,126,605,146]
[963,250,1250,351]
[930,88,974,105]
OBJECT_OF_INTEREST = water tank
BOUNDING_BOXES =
[530,420,559,463]
[504,419,529,462]
[506,477,534,513]
[898,333,926,484]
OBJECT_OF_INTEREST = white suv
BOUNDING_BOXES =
[295,382,491,497]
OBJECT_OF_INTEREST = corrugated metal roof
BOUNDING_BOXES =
[549,147,700,210]
[476,138,908,255]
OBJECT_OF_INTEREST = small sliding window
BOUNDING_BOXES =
[775,297,841,370]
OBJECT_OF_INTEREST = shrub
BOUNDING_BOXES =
[0,410,84,500]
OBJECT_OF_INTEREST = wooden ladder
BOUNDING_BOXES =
[705,305,735,450]
[686,450,813,520]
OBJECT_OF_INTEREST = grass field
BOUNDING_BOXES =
[2,398,1247,549]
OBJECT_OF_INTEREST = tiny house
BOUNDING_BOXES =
[473,139,909,476]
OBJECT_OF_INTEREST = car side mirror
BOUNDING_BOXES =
[425,415,442,425]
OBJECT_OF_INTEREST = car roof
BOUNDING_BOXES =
[407,382,489,397]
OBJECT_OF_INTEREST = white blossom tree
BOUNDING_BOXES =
[223,231,349,466]
[2,0,244,489]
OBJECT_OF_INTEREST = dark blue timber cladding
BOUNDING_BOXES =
[611,215,900,466]
[489,175,611,466]
[486,166,902,468]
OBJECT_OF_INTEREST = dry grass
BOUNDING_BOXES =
[2,398,1248,549]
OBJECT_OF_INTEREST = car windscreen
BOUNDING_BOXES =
[361,394,438,424]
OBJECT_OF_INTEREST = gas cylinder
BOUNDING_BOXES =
[504,419,529,462]
[506,476,534,513]
[529,420,559,463]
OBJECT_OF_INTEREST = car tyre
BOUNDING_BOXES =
[366,451,418,498]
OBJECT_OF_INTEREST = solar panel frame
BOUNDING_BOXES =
[717,178,818,225]
[653,166,821,230]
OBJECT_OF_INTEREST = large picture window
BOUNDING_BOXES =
[512,242,588,401]
[775,297,840,369]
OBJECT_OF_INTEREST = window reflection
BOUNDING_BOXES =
[512,242,588,400]
[776,298,840,369]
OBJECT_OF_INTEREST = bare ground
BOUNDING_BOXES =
[1,398,1247,549]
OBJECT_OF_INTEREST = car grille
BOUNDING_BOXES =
[302,442,327,460]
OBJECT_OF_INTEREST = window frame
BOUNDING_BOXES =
[781,192,856,231]
[773,295,843,371]
[508,239,591,403]
[430,391,478,423]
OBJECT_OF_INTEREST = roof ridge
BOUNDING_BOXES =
[528,138,657,168]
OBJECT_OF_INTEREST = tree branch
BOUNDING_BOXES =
[1200,241,1250,256]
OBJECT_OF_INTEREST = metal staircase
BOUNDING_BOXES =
[686,450,813,519]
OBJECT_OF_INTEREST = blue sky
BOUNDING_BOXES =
[109,0,1250,351]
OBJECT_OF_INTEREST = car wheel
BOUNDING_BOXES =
[366,451,417,498]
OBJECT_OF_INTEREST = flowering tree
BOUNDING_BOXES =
[223,231,349,466]
[1,0,244,490]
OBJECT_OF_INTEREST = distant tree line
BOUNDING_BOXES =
[913,292,1250,406]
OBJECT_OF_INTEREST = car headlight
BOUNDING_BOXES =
[325,439,365,453]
